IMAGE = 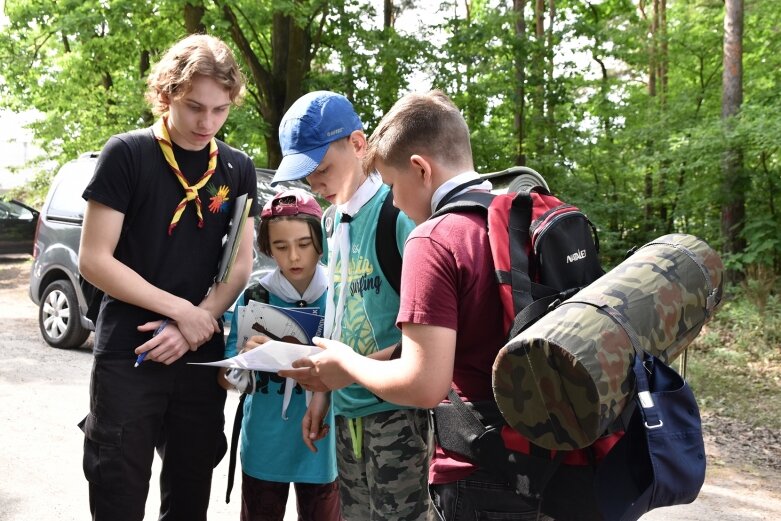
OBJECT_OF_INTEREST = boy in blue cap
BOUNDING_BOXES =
[271,91,433,521]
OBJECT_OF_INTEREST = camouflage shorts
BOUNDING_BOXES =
[336,408,434,521]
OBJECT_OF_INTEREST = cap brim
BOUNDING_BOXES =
[271,144,329,186]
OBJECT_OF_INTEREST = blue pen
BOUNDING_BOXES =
[134,319,169,367]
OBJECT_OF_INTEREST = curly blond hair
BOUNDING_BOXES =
[145,34,246,115]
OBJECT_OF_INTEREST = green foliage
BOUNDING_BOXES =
[0,0,779,289]
[689,289,781,431]
[1,0,180,165]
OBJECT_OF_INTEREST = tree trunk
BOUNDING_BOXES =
[657,0,669,229]
[546,0,555,151]
[533,0,545,157]
[384,0,394,27]
[378,0,400,113]
[641,0,658,235]
[220,1,324,168]
[339,1,355,100]
[721,0,746,282]
[658,0,668,107]
[184,2,206,35]
[513,0,527,166]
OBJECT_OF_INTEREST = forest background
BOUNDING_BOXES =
[1,0,779,448]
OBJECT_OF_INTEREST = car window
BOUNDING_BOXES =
[0,200,33,220]
[47,161,95,220]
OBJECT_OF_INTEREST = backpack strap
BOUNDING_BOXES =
[226,284,268,503]
[225,392,246,503]
[434,178,488,212]
[215,139,238,189]
[505,192,535,317]
[322,192,403,295]
[376,191,402,295]
[433,190,537,333]
[243,283,269,306]
[431,189,495,219]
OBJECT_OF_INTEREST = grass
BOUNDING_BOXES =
[686,288,781,432]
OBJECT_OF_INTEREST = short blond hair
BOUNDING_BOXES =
[364,90,473,174]
[145,34,246,115]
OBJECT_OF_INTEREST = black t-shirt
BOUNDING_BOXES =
[83,127,259,357]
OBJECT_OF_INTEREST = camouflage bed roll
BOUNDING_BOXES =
[493,233,723,450]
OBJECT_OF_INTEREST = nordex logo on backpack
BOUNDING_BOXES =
[566,249,587,263]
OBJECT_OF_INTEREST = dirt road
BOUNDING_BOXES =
[1,256,780,520]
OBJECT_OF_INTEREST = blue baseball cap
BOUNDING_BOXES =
[271,91,364,186]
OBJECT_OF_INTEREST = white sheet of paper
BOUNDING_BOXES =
[189,340,321,372]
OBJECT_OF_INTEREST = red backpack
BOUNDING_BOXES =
[432,185,626,520]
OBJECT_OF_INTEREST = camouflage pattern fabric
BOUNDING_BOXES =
[494,233,723,450]
[335,409,434,521]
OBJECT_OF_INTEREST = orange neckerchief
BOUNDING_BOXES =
[153,115,218,235]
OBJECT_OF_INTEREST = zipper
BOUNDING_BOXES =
[531,208,585,254]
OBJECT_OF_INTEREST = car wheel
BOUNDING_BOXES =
[39,280,91,348]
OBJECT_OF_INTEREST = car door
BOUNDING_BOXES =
[0,199,39,255]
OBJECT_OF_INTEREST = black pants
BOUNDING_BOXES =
[80,351,227,521]
[430,468,553,521]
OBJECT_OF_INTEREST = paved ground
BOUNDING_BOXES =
[1,256,780,520]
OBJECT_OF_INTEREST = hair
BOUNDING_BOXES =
[257,214,324,258]
[145,34,246,115]
[364,90,473,174]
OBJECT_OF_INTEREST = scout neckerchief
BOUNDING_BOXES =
[259,265,328,419]
[260,264,328,306]
[153,115,218,235]
[323,174,383,342]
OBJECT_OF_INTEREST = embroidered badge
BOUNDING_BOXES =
[207,183,231,213]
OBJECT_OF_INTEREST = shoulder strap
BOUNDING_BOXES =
[243,283,269,304]
[215,139,238,189]
[505,192,535,321]
[226,281,267,503]
[323,194,402,294]
[431,190,494,218]
[434,178,488,212]
[226,392,246,503]
[376,192,402,295]
[433,190,539,337]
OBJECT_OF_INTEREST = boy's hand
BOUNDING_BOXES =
[172,305,220,349]
[279,362,330,392]
[279,337,357,391]
[217,367,233,390]
[135,320,189,365]
[301,392,331,452]
[240,334,272,354]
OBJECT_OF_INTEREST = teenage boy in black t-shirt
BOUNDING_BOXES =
[78,34,258,521]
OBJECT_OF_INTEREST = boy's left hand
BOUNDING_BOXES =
[240,334,271,354]
[279,337,356,391]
